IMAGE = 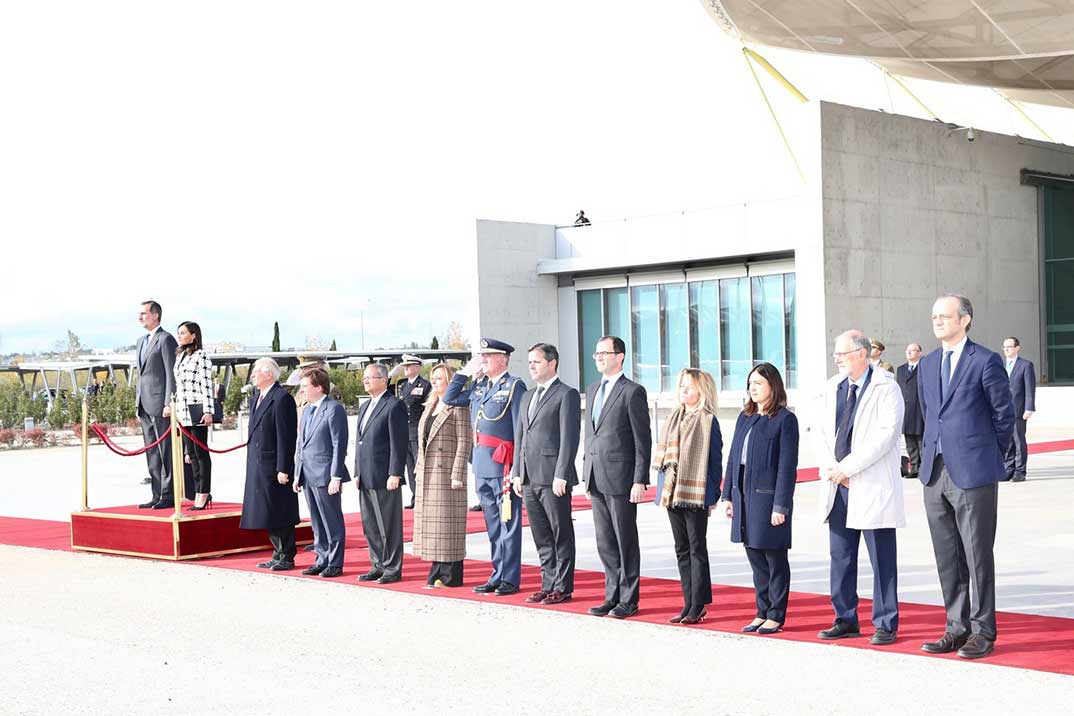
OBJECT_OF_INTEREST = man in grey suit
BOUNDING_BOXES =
[895,343,924,479]
[354,363,409,584]
[511,343,581,606]
[1002,337,1036,483]
[135,300,178,509]
[294,367,350,578]
[582,335,652,619]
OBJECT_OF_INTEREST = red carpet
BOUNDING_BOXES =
[2,511,1073,676]
[5,438,1074,675]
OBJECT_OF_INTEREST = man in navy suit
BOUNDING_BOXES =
[294,367,351,578]
[895,343,924,479]
[1001,337,1036,483]
[918,295,1014,660]
[353,363,409,584]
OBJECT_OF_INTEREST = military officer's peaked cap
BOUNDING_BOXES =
[477,338,514,355]
[400,354,422,365]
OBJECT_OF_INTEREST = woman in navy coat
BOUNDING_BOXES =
[721,362,799,634]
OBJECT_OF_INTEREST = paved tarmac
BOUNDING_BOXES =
[1,417,1073,714]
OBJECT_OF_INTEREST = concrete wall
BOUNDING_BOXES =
[474,220,559,383]
[820,101,1074,374]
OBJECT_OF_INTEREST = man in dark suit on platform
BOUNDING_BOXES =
[1001,337,1036,483]
[395,354,431,509]
[511,343,581,606]
[918,295,1014,660]
[354,363,409,584]
[582,335,652,619]
[896,343,924,479]
[294,367,350,578]
[135,300,178,509]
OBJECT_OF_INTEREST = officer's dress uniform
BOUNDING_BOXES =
[443,340,525,591]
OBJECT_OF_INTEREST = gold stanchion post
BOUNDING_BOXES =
[80,396,89,511]
[171,398,184,518]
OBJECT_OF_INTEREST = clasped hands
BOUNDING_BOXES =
[826,466,850,487]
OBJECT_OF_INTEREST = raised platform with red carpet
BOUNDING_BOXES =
[70,502,314,560]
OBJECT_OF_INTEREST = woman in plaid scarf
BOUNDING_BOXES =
[652,368,723,625]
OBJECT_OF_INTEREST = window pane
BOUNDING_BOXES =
[577,289,602,389]
[784,273,797,388]
[752,274,785,373]
[604,287,633,381]
[689,281,719,379]
[661,283,689,392]
[1045,185,1074,383]
[720,277,752,391]
[631,285,660,392]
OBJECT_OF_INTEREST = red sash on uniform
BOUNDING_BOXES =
[474,432,514,478]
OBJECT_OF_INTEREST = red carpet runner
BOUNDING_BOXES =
[2,511,1072,677]
[5,439,1074,676]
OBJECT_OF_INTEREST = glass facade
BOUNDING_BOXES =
[578,269,797,392]
[1044,184,1074,382]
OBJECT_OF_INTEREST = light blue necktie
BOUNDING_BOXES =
[591,380,608,426]
[1006,359,1014,375]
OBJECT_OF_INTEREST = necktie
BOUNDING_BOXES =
[302,405,315,436]
[591,380,609,426]
[909,364,915,375]
[361,399,376,433]
[941,351,953,402]
[528,386,545,420]
[1007,360,1014,375]
[835,384,858,462]
[138,336,147,365]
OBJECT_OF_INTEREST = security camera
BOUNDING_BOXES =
[945,125,975,142]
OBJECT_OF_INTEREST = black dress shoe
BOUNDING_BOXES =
[405,502,415,510]
[957,634,995,659]
[376,573,401,584]
[818,621,861,640]
[270,561,294,571]
[469,504,482,512]
[494,583,519,596]
[1010,474,1026,483]
[870,628,897,645]
[588,601,617,617]
[256,560,277,569]
[472,582,500,594]
[609,603,638,619]
[151,500,173,509]
[358,569,384,582]
[303,544,315,552]
[921,632,969,654]
[301,564,325,576]
[680,605,707,625]
[140,477,152,485]
[669,606,690,624]
[138,501,157,509]
[320,567,344,578]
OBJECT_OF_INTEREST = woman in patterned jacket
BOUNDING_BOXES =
[166,321,215,510]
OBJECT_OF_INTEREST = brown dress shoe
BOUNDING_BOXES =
[957,634,995,659]
[542,590,572,605]
[525,590,550,603]
[921,632,969,654]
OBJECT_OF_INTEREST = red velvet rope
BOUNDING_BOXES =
[90,423,168,457]
[176,423,248,454]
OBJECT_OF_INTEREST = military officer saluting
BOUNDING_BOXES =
[443,338,525,596]
[394,354,432,509]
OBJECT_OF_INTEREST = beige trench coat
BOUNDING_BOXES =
[413,399,472,562]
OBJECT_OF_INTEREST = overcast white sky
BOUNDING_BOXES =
[2,1,1072,354]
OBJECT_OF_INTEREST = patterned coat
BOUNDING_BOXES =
[172,349,215,427]
[412,398,472,562]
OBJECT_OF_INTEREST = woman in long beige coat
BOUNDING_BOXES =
[413,363,473,587]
